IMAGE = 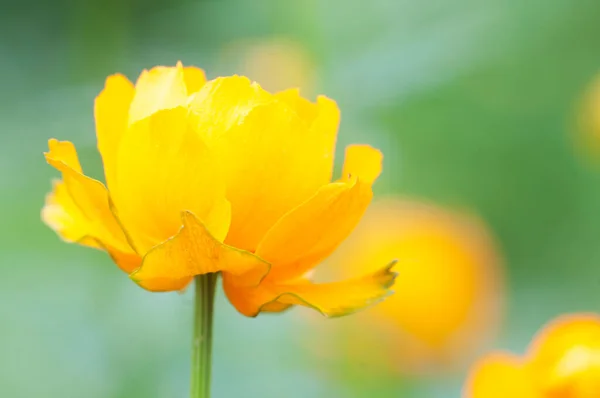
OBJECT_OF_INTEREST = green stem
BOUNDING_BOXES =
[190,273,217,398]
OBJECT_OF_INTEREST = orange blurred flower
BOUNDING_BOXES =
[41,62,395,317]
[311,198,503,375]
[465,313,600,398]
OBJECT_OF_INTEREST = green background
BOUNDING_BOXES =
[2,0,600,397]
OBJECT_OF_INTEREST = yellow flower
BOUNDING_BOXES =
[307,198,503,375]
[465,313,600,398]
[41,62,394,317]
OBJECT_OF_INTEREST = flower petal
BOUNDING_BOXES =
[275,90,340,181]
[42,179,102,248]
[189,77,340,252]
[102,245,142,273]
[183,66,207,95]
[526,313,600,395]
[274,88,319,122]
[128,62,188,125]
[464,352,539,398]
[43,182,140,273]
[94,74,135,190]
[132,276,193,292]
[256,145,382,280]
[43,139,137,270]
[131,211,270,291]
[223,261,396,317]
[341,144,383,184]
[258,301,293,313]
[112,107,230,253]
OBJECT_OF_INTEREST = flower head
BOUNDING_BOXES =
[42,62,394,317]
[465,313,600,398]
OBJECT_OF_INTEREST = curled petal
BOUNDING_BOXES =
[43,183,139,273]
[256,144,382,280]
[94,74,135,190]
[46,139,83,173]
[102,244,142,273]
[42,180,102,249]
[43,140,137,271]
[223,261,396,317]
[258,301,293,314]
[44,139,133,255]
[131,211,270,292]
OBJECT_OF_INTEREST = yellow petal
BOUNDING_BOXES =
[341,144,383,184]
[76,235,142,273]
[42,179,101,248]
[274,90,340,182]
[183,66,207,95]
[223,262,396,317]
[43,139,136,267]
[112,107,230,253]
[256,144,382,281]
[258,301,292,313]
[220,102,329,251]
[255,182,365,280]
[42,183,140,273]
[128,62,188,125]
[94,74,135,190]
[133,276,192,292]
[131,211,270,291]
[526,313,600,397]
[46,138,83,173]
[274,88,319,122]
[188,75,272,136]
[465,352,539,398]
[274,89,340,135]
[102,245,142,273]
[190,77,340,251]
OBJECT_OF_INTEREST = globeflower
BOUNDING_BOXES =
[41,62,394,397]
[465,313,600,398]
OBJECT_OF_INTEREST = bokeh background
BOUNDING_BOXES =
[2,1,600,397]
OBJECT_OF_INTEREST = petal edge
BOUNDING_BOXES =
[131,211,270,292]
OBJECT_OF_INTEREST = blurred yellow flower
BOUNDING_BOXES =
[219,37,315,94]
[465,313,600,398]
[466,352,539,398]
[577,73,600,161]
[311,198,503,374]
[41,62,395,317]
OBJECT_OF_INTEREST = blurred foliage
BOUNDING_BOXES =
[1,0,600,397]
